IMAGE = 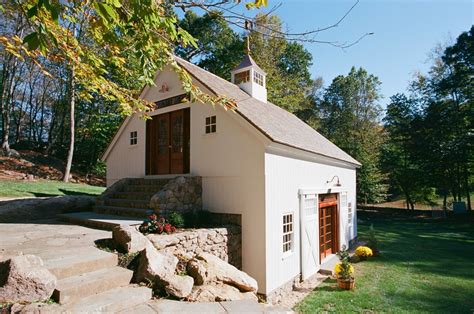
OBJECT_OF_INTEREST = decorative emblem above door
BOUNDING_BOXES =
[159,83,169,93]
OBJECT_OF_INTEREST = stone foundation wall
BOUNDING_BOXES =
[263,274,301,304]
[146,225,242,269]
[149,176,202,216]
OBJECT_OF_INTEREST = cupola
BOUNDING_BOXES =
[231,54,267,103]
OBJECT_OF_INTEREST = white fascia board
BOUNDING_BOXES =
[266,142,359,170]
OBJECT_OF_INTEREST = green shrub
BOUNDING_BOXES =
[168,212,185,228]
[91,160,107,177]
[367,224,378,249]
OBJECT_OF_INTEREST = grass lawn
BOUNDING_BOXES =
[295,211,474,313]
[0,180,105,198]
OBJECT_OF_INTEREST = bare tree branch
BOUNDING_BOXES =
[175,0,373,49]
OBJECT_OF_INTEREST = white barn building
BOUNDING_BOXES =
[102,55,360,299]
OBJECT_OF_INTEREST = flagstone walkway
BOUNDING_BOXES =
[1,219,293,313]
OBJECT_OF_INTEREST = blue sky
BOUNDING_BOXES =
[250,0,473,106]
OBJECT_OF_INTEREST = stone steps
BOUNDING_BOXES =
[53,266,133,304]
[63,286,152,313]
[127,178,170,186]
[113,191,156,200]
[58,212,143,231]
[43,247,118,280]
[94,205,152,218]
[104,198,151,209]
[123,184,167,193]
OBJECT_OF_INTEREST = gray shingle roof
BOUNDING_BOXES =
[175,56,361,166]
[232,55,266,75]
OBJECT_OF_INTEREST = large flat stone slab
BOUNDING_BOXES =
[220,299,264,313]
[42,246,118,279]
[64,286,152,312]
[135,300,226,314]
[0,220,110,260]
[53,266,133,304]
[58,211,143,230]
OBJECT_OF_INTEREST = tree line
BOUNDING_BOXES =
[1,2,471,209]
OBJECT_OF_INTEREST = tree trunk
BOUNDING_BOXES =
[401,186,413,211]
[63,67,75,183]
[1,71,15,154]
[465,167,472,211]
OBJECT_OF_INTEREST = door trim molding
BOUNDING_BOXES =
[299,188,348,282]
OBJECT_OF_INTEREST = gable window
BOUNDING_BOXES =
[130,131,138,145]
[205,116,216,134]
[253,71,264,86]
[155,93,189,109]
[283,213,294,254]
[234,70,250,84]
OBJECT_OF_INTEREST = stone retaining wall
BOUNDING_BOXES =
[149,176,202,216]
[0,196,94,223]
[146,225,242,269]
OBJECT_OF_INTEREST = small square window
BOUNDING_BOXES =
[205,115,216,134]
[283,213,294,254]
[253,71,264,86]
[130,131,138,145]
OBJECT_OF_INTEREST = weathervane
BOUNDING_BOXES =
[244,19,253,55]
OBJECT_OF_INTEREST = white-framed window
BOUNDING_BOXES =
[283,213,294,254]
[130,131,138,145]
[348,202,353,224]
[205,116,216,134]
[253,71,264,86]
[234,70,250,84]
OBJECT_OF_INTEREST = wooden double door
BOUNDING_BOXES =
[146,109,190,175]
[319,193,339,261]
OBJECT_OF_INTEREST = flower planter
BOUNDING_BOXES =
[337,277,355,290]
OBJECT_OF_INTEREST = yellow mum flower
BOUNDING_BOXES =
[334,262,354,275]
[355,246,373,258]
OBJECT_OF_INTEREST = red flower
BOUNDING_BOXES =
[171,226,176,233]
[164,223,172,233]
[149,214,157,221]
[158,224,164,234]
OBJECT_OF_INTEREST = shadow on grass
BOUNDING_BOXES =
[31,192,60,197]
[21,189,99,197]
[312,279,347,293]
[58,188,98,196]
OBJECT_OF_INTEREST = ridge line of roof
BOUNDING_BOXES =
[175,56,235,94]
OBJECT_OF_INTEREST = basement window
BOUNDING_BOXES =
[253,71,264,86]
[234,70,250,84]
[130,131,138,145]
[283,213,294,254]
[205,116,216,134]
